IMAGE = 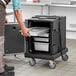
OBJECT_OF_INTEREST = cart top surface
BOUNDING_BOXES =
[27,18,57,22]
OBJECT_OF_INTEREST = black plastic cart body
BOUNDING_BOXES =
[25,15,68,68]
[4,23,24,55]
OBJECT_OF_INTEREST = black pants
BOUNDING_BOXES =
[0,1,6,36]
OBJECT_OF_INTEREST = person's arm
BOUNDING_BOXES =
[12,0,30,37]
[14,10,30,37]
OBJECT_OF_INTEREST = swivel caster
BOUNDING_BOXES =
[29,58,36,66]
[49,60,56,69]
[62,54,68,61]
[14,54,16,57]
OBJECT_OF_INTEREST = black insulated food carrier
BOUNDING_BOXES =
[24,15,68,69]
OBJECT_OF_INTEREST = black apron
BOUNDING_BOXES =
[0,0,10,36]
[0,1,6,36]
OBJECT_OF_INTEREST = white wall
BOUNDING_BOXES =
[50,7,76,28]
[21,5,42,21]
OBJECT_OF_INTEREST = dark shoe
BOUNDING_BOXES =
[5,71,15,76]
[4,64,14,71]
[0,71,15,76]
[0,72,5,75]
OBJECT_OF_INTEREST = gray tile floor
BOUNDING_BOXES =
[0,36,76,76]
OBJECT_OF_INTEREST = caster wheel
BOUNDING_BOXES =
[62,54,68,61]
[14,54,16,57]
[29,58,36,66]
[49,61,56,69]
[3,54,5,56]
